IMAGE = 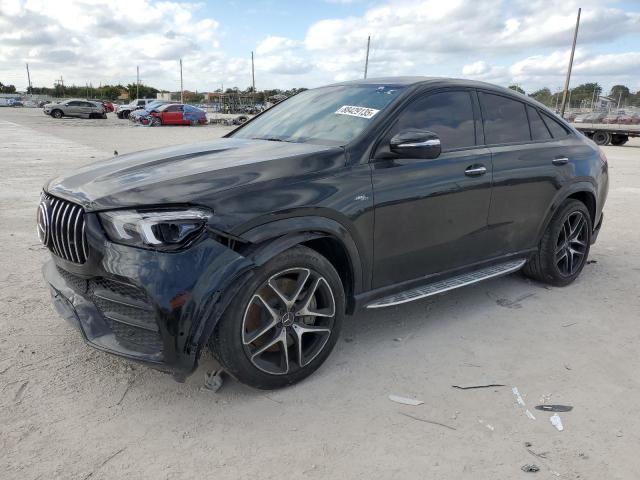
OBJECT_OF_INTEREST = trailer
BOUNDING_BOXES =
[572,123,640,146]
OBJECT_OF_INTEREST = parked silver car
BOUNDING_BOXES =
[44,99,106,119]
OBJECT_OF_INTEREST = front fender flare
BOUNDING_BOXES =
[240,216,366,293]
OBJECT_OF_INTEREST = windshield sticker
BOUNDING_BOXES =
[335,105,380,119]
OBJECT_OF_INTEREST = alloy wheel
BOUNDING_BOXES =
[555,211,588,276]
[241,267,336,375]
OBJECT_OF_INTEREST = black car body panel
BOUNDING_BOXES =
[40,77,608,378]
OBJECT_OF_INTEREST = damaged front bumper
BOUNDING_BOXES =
[43,228,254,378]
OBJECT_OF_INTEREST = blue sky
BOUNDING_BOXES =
[1,0,639,94]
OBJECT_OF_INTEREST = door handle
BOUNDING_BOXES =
[465,165,487,176]
[552,157,569,166]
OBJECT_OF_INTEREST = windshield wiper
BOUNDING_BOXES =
[251,136,297,143]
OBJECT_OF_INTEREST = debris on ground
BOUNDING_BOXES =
[535,404,573,412]
[512,386,526,406]
[525,409,536,420]
[389,394,423,406]
[478,419,494,431]
[204,370,224,392]
[398,412,457,430]
[526,448,548,459]
[562,322,578,327]
[550,413,564,431]
[521,464,540,473]
[452,383,506,390]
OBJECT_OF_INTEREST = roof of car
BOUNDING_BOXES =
[327,76,548,111]
[329,76,511,90]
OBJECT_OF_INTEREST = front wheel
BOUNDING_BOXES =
[51,109,63,119]
[523,199,592,286]
[210,246,344,389]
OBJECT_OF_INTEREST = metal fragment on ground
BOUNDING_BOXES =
[204,370,224,392]
[452,383,506,390]
[389,394,423,406]
[535,404,573,412]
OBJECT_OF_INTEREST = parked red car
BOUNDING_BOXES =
[617,114,640,125]
[101,101,115,113]
[602,114,620,124]
[147,103,207,126]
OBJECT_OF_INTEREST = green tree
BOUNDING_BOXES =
[529,88,553,107]
[0,82,16,93]
[568,83,602,109]
[609,85,630,105]
[127,83,159,100]
[508,85,525,94]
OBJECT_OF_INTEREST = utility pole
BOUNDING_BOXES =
[567,88,572,110]
[251,51,255,93]
[136,65,140,99]
[559,8,581,117]
[364,36,371,79]
[590,88,597,111]
[179,58,183,103]
[617,90,622,109]
[25,63,32,93]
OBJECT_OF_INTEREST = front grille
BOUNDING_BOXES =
[39,193,88,264]
[55,267,164,356]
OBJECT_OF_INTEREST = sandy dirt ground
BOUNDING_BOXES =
[1,107,639,479]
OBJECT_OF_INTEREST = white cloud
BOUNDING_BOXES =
[256,36,300,55]
[0,0,639,92]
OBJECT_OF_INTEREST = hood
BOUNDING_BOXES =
[45,138,344,211]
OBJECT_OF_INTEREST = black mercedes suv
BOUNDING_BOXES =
[39,77,608,389]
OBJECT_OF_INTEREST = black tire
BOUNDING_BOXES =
[210,245,345,389]
[122,110,130,119]
[116,112,123,119]
[523,199,592,286]
[611,134,628,146]
[51,109,63,119]
[592,131,611,145]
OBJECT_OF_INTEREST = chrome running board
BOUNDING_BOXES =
[366,259,527,309]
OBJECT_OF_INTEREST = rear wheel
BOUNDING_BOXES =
[210,246,344,389]
[592,131,611,145]
[523,199,592,286]
[122,110,130,119]
[611,134,628,146]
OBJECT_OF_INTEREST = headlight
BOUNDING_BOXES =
[99,208,212,250]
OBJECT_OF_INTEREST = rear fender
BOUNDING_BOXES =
[535,181,597,245]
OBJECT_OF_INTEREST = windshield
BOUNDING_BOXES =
[232,85,405,146]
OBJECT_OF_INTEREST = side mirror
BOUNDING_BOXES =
[390,129,441,159]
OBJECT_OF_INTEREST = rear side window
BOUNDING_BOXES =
[541,112,570,138]
[394,91,476,151]
[527,106,552,141]
[479,92,530,144]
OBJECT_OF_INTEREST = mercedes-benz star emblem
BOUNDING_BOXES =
[36,199,50,246]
